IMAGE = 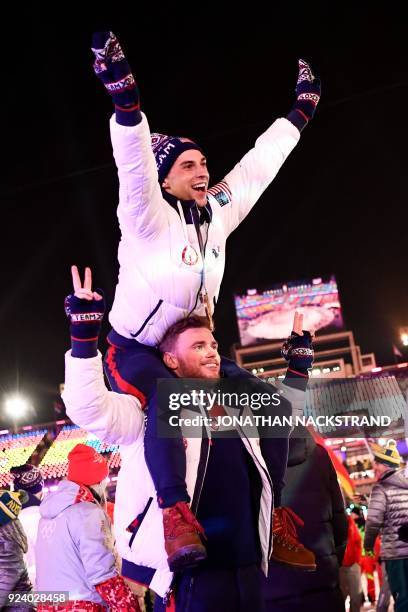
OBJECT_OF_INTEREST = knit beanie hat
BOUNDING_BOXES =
[10,463,44,494]
[67,444,109,486]
[371,439,401,468]
[151,133,204,185]
[0,490,27,526]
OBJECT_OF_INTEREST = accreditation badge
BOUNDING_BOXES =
[182,245,199,265]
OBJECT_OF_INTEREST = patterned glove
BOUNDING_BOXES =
[282,330,313,391]
[95,575,141,611]
[64,292,105,358]
[92,31,141,126]
[287,59,321,132]
[281,330,314,371]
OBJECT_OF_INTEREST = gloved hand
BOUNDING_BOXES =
[294,59,321,120]
[95,575,141,611]
[281,330,314,371]
[92,31,141,126]
[65,266,105,358]
[287,59,321,131]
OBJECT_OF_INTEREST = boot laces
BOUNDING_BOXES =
[274,507,305,550]
[173,502,206,537]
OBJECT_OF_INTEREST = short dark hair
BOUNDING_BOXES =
[159,316,211,354]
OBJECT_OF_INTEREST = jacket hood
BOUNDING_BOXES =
[381,468,408,490]
[39,480,85,519]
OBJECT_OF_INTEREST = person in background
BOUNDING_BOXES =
[10,463,44,587]
[264,428,348,612]
[0,488,34,611]
[365,439,408,612]
[339,510,363,612]
[35,443,140,611]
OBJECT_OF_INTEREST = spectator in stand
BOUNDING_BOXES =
[339,512,363,612]
[10,463,44,587]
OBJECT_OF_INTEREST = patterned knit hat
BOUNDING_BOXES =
[371,439,401,468]
[0,490,26,526]
[151,133,204,184]
[10,463,44,494]
[68,444,109,486]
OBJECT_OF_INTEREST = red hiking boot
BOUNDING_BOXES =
[271,506,316,571]
[163,501,207,571]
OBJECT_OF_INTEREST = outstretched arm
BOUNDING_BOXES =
[92,32,166,239]
[63,266,144,445]
[276,311,314,422]
[209,60,321,234]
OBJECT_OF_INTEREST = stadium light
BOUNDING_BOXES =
[399,327,408,346]
[3,394,31,419]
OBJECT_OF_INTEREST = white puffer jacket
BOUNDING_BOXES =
[108,113,300,345]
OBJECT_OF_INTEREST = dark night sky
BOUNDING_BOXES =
[1,6,408,427]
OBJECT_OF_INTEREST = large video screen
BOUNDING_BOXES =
[235,276,344,346]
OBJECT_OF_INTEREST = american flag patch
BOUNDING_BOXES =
[207,180,232,207]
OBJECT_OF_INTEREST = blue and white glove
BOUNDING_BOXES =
[281,330,314,372]
[64,292,105,358]
[92,31,141,126]
[287,59,321,131]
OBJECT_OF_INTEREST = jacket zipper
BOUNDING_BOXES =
[191,436,211,516]
[238,427,274,559]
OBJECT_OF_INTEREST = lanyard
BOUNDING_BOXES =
[191,204,214,331]
[177,200,214,331]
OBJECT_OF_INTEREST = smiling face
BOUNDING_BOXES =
[161,149,209,207]
[163,326,221,378]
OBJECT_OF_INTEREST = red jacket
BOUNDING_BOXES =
[342,516,362,566]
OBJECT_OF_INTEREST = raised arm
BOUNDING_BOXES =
[92,32,166,239]
[63,266,144,445]
[208,60,321,234]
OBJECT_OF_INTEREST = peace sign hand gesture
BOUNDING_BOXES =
[64,266,105,358]
[281,311,314,370]
[71,265,103,302]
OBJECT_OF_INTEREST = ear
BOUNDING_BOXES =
[163,351,178,371]
[162,178,169,189]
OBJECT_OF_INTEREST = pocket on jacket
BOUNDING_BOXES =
[126,497,153,548]
[130,300,163,339]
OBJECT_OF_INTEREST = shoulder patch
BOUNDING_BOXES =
[207,180,232,207]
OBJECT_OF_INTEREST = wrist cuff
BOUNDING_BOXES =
[71,337,98,358]
[286,108,308,132]
[115,104,142,127]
